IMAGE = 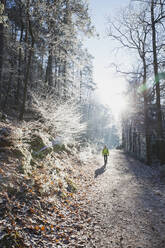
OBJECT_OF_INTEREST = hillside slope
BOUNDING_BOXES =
[0,119,95,247]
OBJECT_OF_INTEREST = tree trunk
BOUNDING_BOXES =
[15,22,24,105]
[54,57,58,88]
[19,0,34,120]
[45,49,53,86]
[63,60,67,99]
[19,40,34,121]
[142,55,151,165]
[144,96,151,164]
[0,0,6,105]
[151,0,164,163]
[3,62,14,111]
[80,71,83,103]
[129,125,132,152]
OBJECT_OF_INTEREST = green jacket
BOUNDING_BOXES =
[102,148,109,156]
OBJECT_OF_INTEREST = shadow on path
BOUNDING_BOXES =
[94,164,106,178]
[91,151,165,248]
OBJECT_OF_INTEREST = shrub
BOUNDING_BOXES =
[32,93,86,144]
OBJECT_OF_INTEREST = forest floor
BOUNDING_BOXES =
[86,150,165,248]
[1,119,165,248]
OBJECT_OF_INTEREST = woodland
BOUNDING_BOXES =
[107,0,165,165]
[0,0,165,247]
[0,0,119,148]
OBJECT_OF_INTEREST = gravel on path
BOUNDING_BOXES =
[86,150,165,248]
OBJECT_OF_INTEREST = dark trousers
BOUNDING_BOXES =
[104,155,108,165]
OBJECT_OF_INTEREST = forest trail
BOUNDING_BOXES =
[87,150,165,248]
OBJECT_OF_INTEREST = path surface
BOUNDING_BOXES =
[87,150,165,248]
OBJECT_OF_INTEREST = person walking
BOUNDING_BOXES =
[102,145,109,166]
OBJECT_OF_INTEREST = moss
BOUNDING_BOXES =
[12,148,24,158]
[53,144,66,153]
[30,134,45,151]
[0,231,25,248]
[66,178,77,193]
[31,149,52,160]
[30,159,36,166]
[55,167,61,175]
[17,164,25,174]
[57,190,67,199]
[7,185,16,198]
[30,159,43,169]
[30,134,52,159]
[53,144,72,155]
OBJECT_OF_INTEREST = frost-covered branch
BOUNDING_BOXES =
[32,93,86,144]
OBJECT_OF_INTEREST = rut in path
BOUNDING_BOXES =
[87,150,165,248]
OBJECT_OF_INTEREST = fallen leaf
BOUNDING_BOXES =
[41,225,45,231]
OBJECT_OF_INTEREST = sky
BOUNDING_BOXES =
[84,0,131,117]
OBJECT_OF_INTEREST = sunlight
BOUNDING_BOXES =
[108,93,128,118]
[97,78,128,119]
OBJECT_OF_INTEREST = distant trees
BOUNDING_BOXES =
[107,1,165,164]
[80,94,120,148]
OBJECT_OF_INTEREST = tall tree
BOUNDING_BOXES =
[107,6,152,163]
[0,0,94,121]
[151,0,164,163]
[19,0,35,120]
[0,0,6,104]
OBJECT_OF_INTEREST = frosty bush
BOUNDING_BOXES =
[32,93,86,144]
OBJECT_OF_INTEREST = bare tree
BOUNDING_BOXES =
[150,0,165,162]
[107,6,153,163]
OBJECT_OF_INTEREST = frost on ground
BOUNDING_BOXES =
[0,122,165,248]
[0,120,97,248]
[86,150,165,248]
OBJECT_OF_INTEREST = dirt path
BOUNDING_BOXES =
[86,150,165,248]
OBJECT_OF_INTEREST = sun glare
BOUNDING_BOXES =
[108,94,128,118]
[98,79,128,119]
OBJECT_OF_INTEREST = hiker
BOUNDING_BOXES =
[102,145,109,166]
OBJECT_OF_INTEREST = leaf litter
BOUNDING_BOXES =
[0,121,97,247]
[1,122,165,248]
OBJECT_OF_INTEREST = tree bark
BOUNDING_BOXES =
[15,21,24,105]
[19,0,34,120]
[151,0,164,163]
[3,61,14,111]
[0,0,6,105]
[45,49,53,86]
[142,55,151,165]
[19,34,34,121]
